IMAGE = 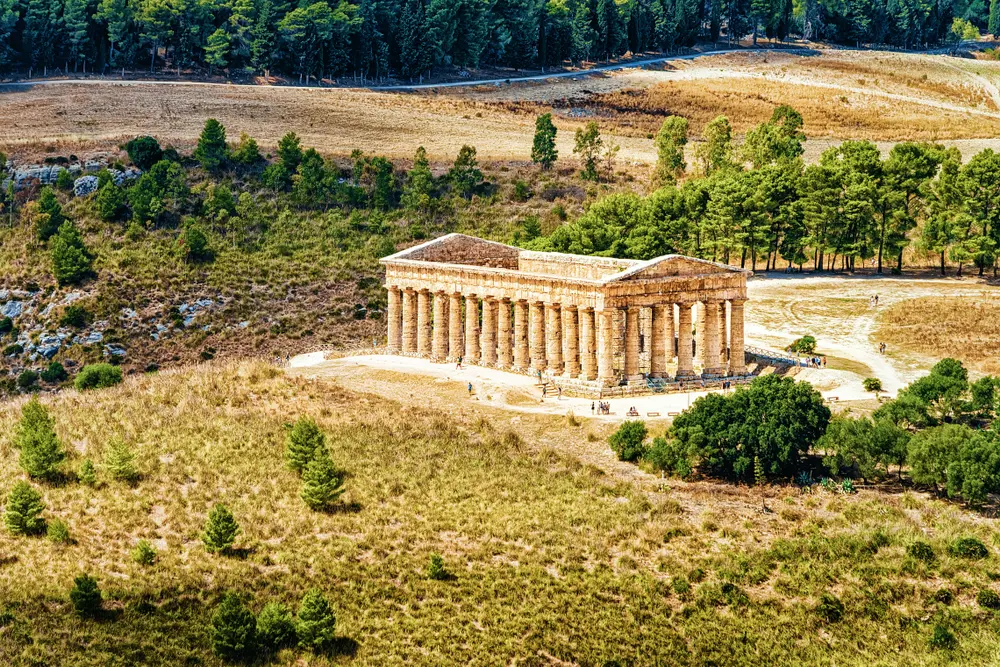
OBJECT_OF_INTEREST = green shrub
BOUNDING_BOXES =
[0,316,12,334]
[40,361,68,383]
[96,182,127,221]
[124,136,164,170]
[788,335,817,354]
[60,304,92,328]
[609,420,648,462]
[950,537,989,559]
[256,601,296,652]
[978,589,1000,609]
[301,447,345,512]
[815,593,845,622]
[928,623,956,650]
[933,588,954,605]
[16,370,38,390]
[645,436,693,477]
[78,458,96,486]
[56,169,73,190]
[427,553,449,581]
[46,518,70,544]
[202,503,240,554]
[862,377,883,394]
[671,577,691,595]
[211,593,257,662]
[69,574,101,617]
[907,540,936,563]
[104,437,139,484]
[74,363,123,391]
[132,539,157,565]
[50,220,93,286]
[15,397,65,480]
[4,481,46,535]
[296,588,336,651]
[286,417,326,474]
[182,222,213,262]
[3,343,22,356]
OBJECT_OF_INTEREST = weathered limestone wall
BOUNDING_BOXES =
[518,251,636,281]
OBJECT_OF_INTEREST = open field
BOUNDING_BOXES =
[5,48,1000,166]
[4,361,1000,664]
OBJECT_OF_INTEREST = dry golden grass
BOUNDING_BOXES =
[876,295,1000,374]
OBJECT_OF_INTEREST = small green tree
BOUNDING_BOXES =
[182,222,213,262]
[202,503,240,554]
[296,588,336,651]
[47,518,71,544]
[15,397,66,480]
[654,116,688,184]
[257,601,296,652]
[69,574,102,617]
[56,168,74,191]
[427,552,449,580]
[573,121,603,181]
[50,220,93,286]
[104,437,140,484]
[204,28,231,72]
[449,145,483,199]
[41,361,69,383]
[788,335,817,354]
[301,447,345,511]
[531,113,558,170]
[232,132,262,165]
[863,377,883,395]
[276,132,303,172]
[132,539,157,565]
[194,118,229,172]
[74,363,123,390]
[286,417,326,474]
[4,481,46,535]
[36,186,65,241]
[124,136,164,170]
[96,182,127,221]
[211,593,257,662]
[608,420,648,462]
[78,458,97,486]
[401,146,434,212]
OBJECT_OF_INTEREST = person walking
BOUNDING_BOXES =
[456,356,463,370]
[467,382,473,396]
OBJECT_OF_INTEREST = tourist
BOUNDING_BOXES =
[557,386,562,399]
[456,355,463,370]
[822,356,827,367]
[542,386,547,397]
[591,401,595,415]
[468,382,473,396]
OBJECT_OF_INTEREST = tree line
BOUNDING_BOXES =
[529,107,1000,276]
[1,0,997,79]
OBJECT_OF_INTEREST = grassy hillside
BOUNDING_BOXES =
[2,363,1000,665]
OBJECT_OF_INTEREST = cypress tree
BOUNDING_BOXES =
[296,588,336,651]
[202,503,240,554]
[286,417,326,474]
[16,397,66,480]
[301,446,345,511]
[531,113,558,170]
[4,481,46,535]
[211,593,257,662]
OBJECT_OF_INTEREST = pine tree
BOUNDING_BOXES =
[16,397,66,481]
[96,182,127,221]
[211,593,258,662]
[104,437,140,484]
[4,481,46,535]
[531,113,558,170]
[194,118,228,172]
[655,116,689,184]
[250,0,276,74]
[63,0,91,71]
[70,574,102,617]
[991,0,1000,38]
[132,538,157,564]
[47,517,70,543]
[449,145,483,198]
[204,28,231,73]
[573,121,603,181]
[36,186,64,241]
[286,416,326,474]
[296,588,336,651]
[276,132,303,172]
[50,220,93,286]
[78,458,97,486]
[301,446,345,511]
[401,146,434,212]
[257,601,296,651]
[202,503,240,554]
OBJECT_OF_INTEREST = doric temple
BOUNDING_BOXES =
[380,234,751,389]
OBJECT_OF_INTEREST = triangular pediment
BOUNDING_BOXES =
[605,255,748,283]
[386,233,520,269]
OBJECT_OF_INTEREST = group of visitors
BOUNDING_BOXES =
[541,385,562,399]
[869,294,880,307]
[626,406,641,417]
[592,401,611,415]
[803,356,827,368]
[878,342,888,354]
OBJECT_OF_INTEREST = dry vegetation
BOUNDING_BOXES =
[2,363,1000,664]
[877,295,1000,375]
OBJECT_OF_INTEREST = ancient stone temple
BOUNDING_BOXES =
[380,234,751,390]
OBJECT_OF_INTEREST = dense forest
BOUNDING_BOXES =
[0,0,996,80]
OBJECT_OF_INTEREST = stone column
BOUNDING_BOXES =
[416,290,432,356]
[650,304,669,378]
[498,299,513,368]
[514,301,530,370]
[545,303,562,373]
[666,303,676,362]
[719,300,729,369]
[401,289,417,353]
[386,287,402,352]
[562,306,580,377]
[481,298,498,366]
[597,310,615,386]
[432,292,448,362]
[448,293,463,361]
[702,300,723,377]
[694,302,706,368]
[624,307,641,380]
[465,295,480,363]
[530,301,546,371]
[729,299,747,375]
[676,302,695,378]
[580,308,597,381]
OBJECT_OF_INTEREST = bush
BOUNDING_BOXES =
[929,623,956,650]
[256,602,296,652]
[56,168,73,190]
[3,343,22,356]
[863,377,883,394]
[104,437,140,484]
[16,370,38,390]
[815,593,844,622]
[15,397,66,480]
[950,537,989,559]
[211,593,257,663]
[788,335,817,354]
[124,136,164,170]
[301,447,345,511]
[286,417,326,474]
[78,458,96,486]
[60,304,92,328]
[132,539,157,565]
[907,541,936,563]
[69,574,101,617]
[40,361,68,383]
[608,420,648,462]
[96,182,127,221]
[202,503,240,554]
[646,436,693,477]
[427,553,449,581]
[183,222,213,262]
[46,518,70,544]
[296,588,336,651]
[74,363,123,391]
[4,481,46,535]
[0,316,12,334]
[50,220,93,286]
[977,589,1000,609]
